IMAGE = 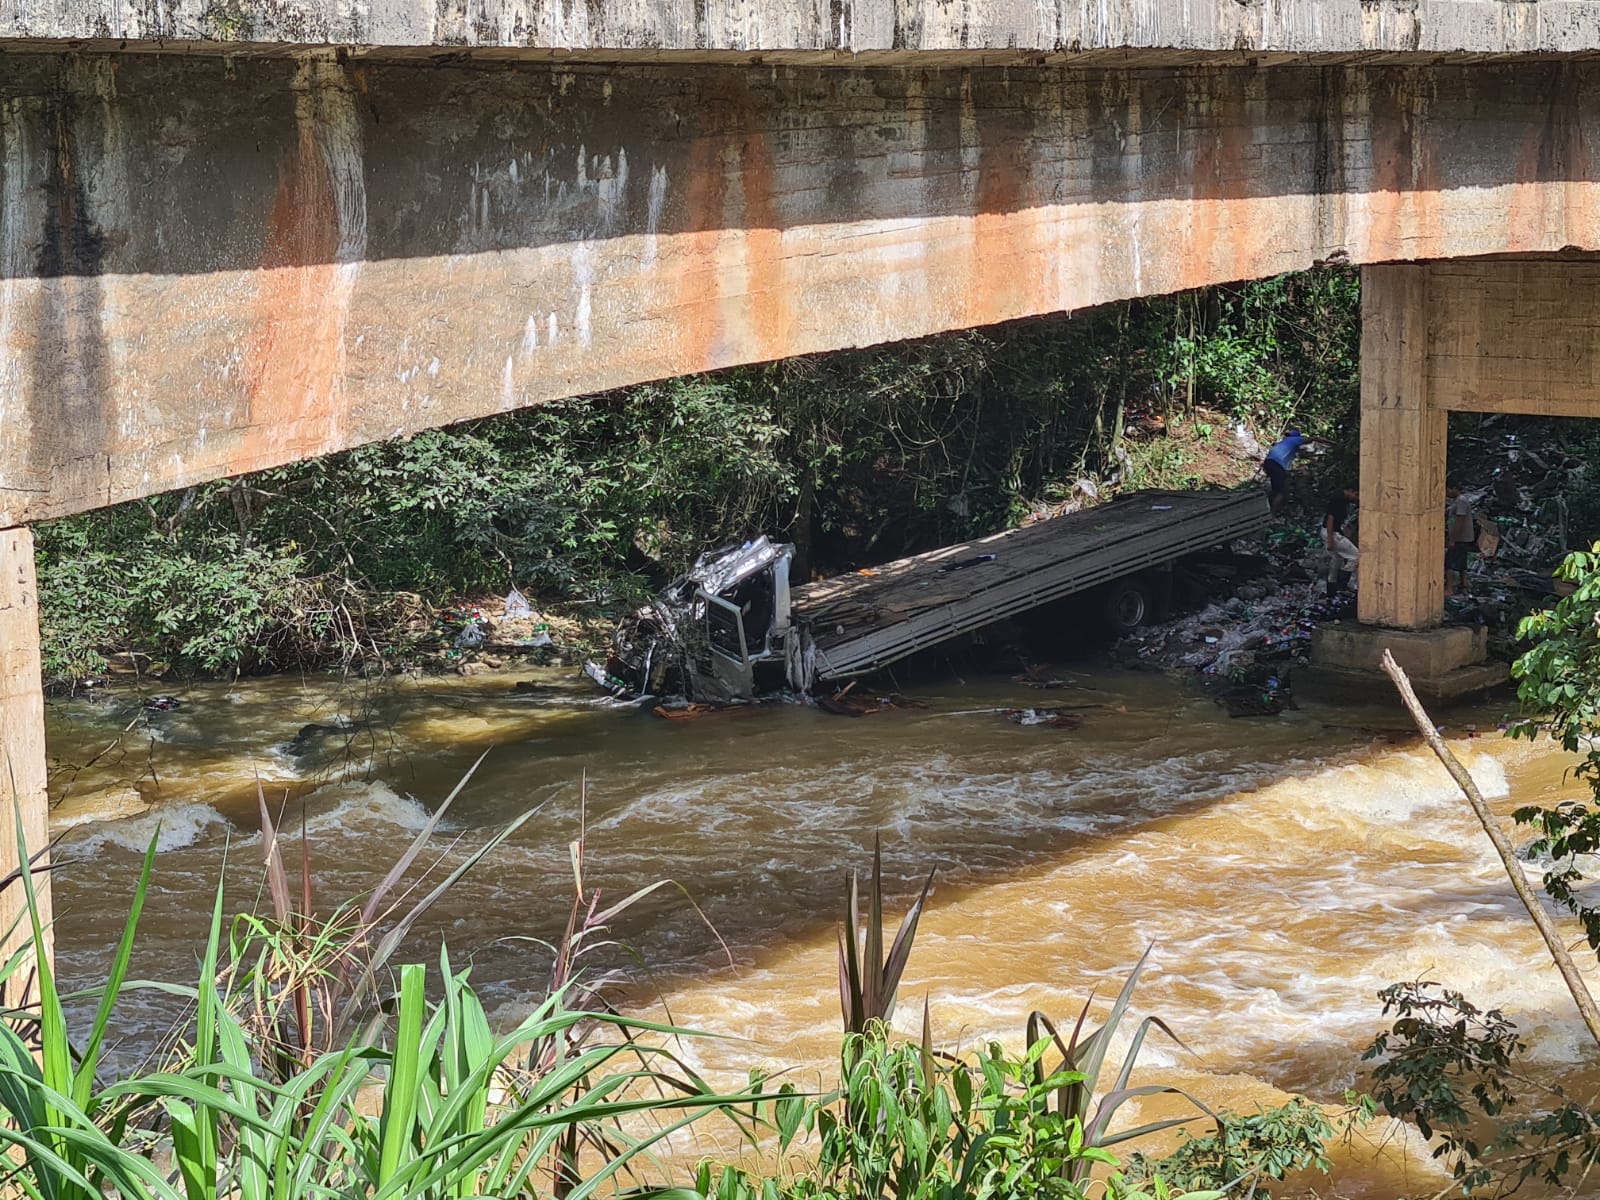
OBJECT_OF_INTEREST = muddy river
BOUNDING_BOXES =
[43,664,1600,1197]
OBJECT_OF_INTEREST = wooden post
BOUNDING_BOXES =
[1358,265,1446,630]
[0,526,50,1003]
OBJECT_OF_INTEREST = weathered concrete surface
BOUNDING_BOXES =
[1304,623,1508,702]
[1359,264,1445,631]
[1430,257,1600,418]
[1354,257,1600,632]
[1316,621,1488,679]
[5,0,1600,57]
[10,54,1600,524]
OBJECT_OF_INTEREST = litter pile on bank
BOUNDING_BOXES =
[1107,530,1358,715]
[1117,582,1354,678]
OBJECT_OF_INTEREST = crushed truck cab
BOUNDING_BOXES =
[593,488,1270,702]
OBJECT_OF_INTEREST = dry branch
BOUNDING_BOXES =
[1379,648,1600,1052]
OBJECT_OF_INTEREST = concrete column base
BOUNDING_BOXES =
[1300,622,1510,703]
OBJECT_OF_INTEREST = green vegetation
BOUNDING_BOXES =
[36,268,1362,688]
[1510,543,1600,954]
[0,816,753,1199]
[1362,981,1600,1197]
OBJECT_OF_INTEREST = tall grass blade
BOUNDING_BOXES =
[183,853,230,1200]
[361,747,491,926]
[255,778,294,925]
[377,962,426,1187]
[72,828,158,1111]
[865,839,886,1025]
[12,803,70,1168]
[881,867,934,1017]
[349,804,542,1014]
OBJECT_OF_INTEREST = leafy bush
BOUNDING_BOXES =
[1125,1099,1339,1198]
[36,520,313,683]
[685,1026,1220,1200]
[1507,544,1600,957]
[1362,981,1600,1197]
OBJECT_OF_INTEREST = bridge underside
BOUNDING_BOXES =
[8,52,1600,525]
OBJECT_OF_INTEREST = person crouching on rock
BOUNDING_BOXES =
[1323,487,1359,594]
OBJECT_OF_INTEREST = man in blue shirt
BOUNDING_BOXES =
[1263,429,1319,515]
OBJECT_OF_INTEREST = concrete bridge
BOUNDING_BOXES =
[5,0,1600,969]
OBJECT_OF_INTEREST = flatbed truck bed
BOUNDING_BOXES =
[791,489,1270,684]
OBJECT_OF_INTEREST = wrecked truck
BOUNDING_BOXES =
[589,488,1271,702]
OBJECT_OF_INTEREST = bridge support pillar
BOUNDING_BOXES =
[0,526,51,1003]
[1303,265,1508,702]
[1357,265,1446,631]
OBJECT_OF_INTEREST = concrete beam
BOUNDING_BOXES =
[2,0,1600,59]
[1428,258,1600,416]
[8,55,1600,524]
[0,527,50,1004]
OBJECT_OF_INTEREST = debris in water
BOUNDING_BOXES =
[144,695,182,712]
[1004,707,1085,729]
[816,692,928,718]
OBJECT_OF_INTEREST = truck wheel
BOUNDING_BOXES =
[1104,578,1152,634]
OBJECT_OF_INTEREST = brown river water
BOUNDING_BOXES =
[42,664,1600,1197]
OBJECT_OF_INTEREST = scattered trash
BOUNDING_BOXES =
[524,631,554,648]
[144,695,182,712]
[816,692,928,717]
[455,621,485,650]
[1004,707,1085,729]
[584,660,627,690]
[504,588,532,619]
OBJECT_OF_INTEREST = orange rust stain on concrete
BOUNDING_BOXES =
[670,120,732,376]
[238,126,348,470]
[738,116,790,364]
[968,105,1036,329]
[1555,80,1597,248]
[1408,141,1444,257]
[666,76,793,374]
[1364,102,1414,262]
[1506,124,1553,254]
[1179,100,1257,293]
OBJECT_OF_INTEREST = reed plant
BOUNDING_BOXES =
[0,784,757,1199]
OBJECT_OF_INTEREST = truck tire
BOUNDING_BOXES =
[1103,577,1153,634]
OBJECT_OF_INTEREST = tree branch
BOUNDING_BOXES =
[1381,649,1600,1053]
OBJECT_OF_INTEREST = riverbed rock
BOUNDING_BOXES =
[281,716,362,758]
